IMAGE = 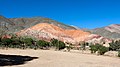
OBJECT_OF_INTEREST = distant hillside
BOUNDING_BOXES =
[9,17,77,31]
[17,23,112,45]
[0,16,15,34]
[17,23,90,44]
[0,16,76,34]
[90,24,120,39]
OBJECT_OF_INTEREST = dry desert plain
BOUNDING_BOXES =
[0,49,120,67]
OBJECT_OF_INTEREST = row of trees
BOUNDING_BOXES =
[0,34,120,57]
[0,35,66,50]
[89,44,108,55]
[78,42,108,55]
[79,40,120,56]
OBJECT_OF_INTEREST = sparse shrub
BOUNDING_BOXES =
[80,42,89,50]
[66,45,72,52]
[118,51,120,57]
[80,42,85,50]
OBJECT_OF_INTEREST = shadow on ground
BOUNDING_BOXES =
[0,54,38,66]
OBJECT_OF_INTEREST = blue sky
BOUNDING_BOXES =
[0,0,120,29]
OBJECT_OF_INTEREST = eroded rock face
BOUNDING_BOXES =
[17,23,90,44]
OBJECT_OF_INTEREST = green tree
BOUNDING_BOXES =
[50,38,58,46]
[36,40,49,49]
[98,45,109,55]
[23,38,34,46]
[89,43,108,55]
[109,40,120,51]
[1,38,13,47]
[89,44,100,53]
[58,41,65,50]
[10,37,21,48]
[51,38,65,50]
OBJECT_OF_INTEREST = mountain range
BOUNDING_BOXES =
[0,16,76,33]
[89,24,120,39]
[0,15,120,45]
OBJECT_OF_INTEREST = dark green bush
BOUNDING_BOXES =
[23,38,34,46]
[11,38,21,47]
[89,44,108,55]
[51,38,65,50]
[1,38,12,46]
[58,41,65,50]
[109,40,120,51]
[98,45,109,55]
[50,38,58,46]
[36,40,49,49]
[89,44,101,53]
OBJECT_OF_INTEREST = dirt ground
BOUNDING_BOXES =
[0,49,120,67]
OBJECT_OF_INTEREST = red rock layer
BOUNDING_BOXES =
[17,23,90,44]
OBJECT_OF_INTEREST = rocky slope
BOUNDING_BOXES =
[105,24,120,34]
[17,23,112,46]
[0,16,15,34]
[17,23,90,44]
[9,17,77,31]
[90,24,120,39]
[0,15,76,34]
